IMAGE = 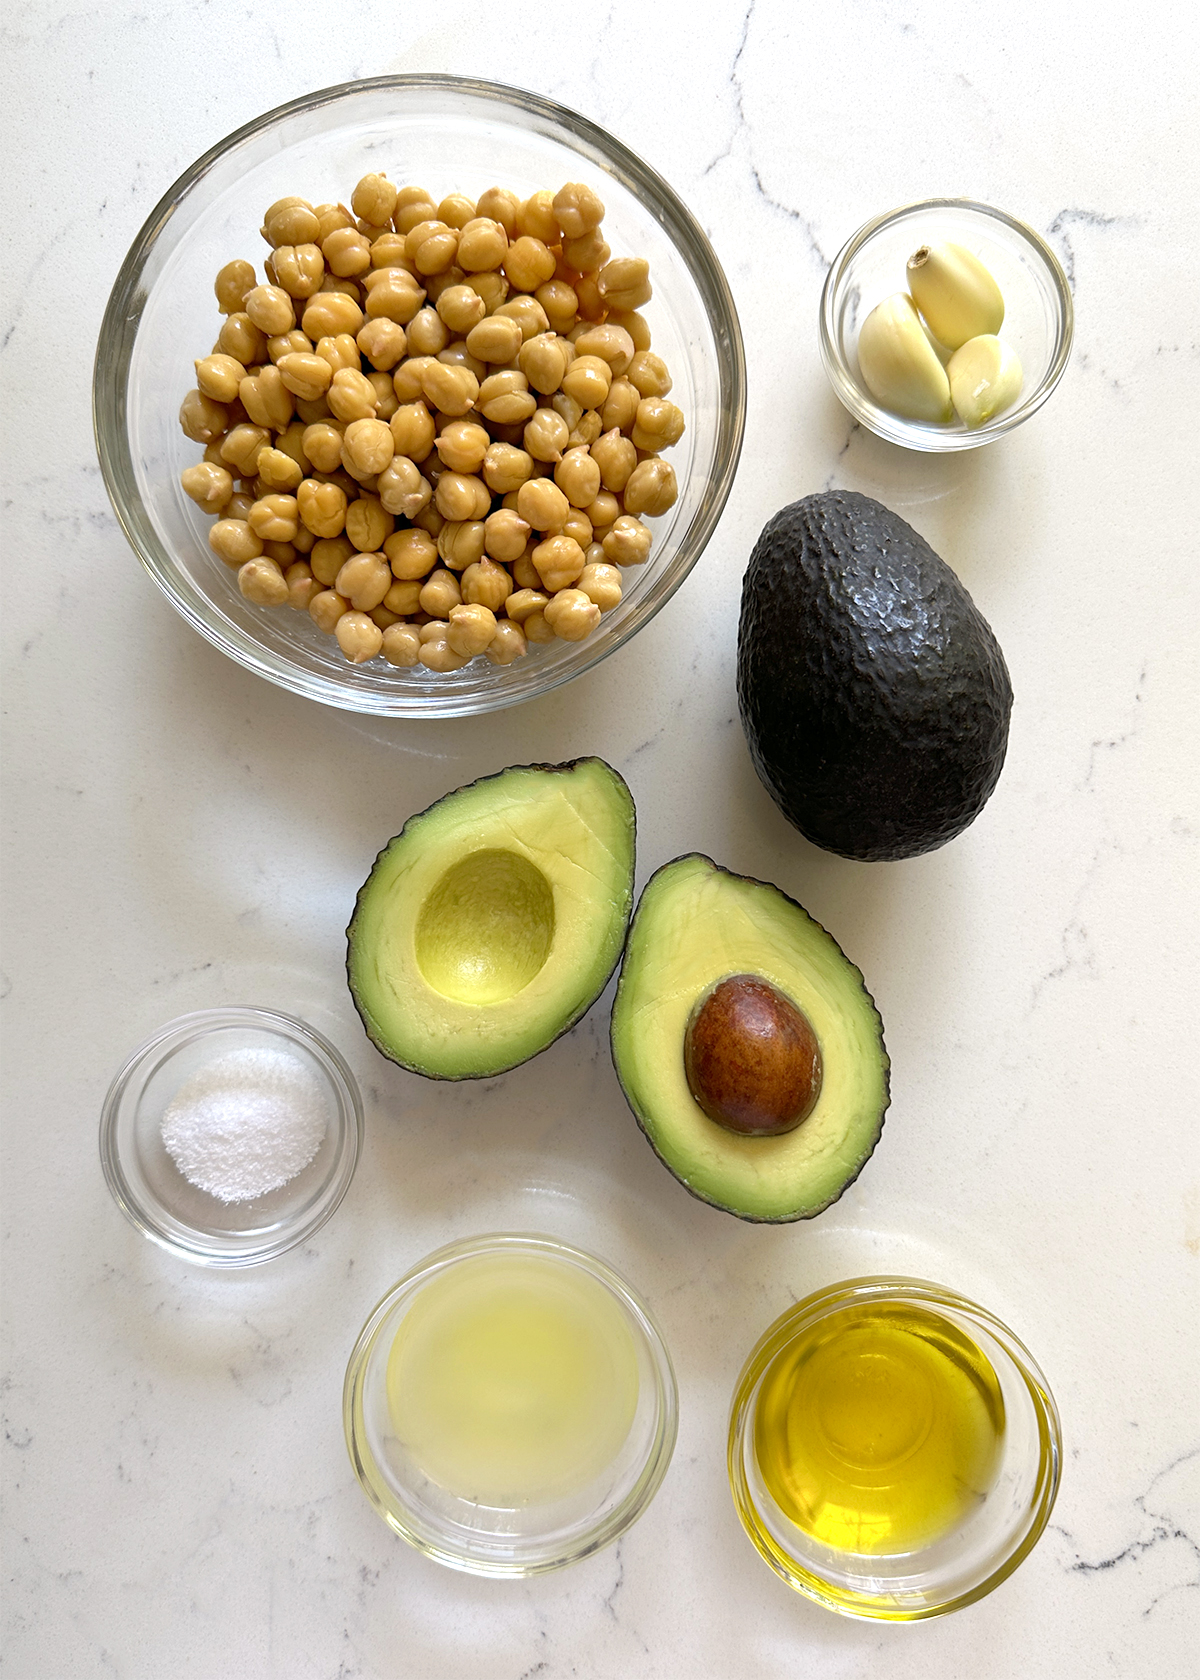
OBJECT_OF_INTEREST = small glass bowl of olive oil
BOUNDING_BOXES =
[344,1234,678,1575]
[728,1277,1061,1619]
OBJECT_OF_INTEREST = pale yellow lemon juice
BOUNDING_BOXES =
[386,1250,641,1508]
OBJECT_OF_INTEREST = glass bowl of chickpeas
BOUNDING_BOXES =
[94,75,746,716]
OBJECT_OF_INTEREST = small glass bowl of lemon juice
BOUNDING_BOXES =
[728,1277,1061,1619]
[344,1234,678,1575]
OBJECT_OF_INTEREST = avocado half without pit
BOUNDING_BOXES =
[610,854,889,1222]
[347,759,635,1079]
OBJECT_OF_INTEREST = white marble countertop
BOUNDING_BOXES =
[3,3,1198,1675]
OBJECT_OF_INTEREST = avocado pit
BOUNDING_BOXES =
[684,974,823,1138]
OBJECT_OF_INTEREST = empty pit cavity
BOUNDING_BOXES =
[415,849,555,1005]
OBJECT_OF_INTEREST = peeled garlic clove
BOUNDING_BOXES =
[947,334,1023,427]
[907,242,1004,350]
[857,292,953,423]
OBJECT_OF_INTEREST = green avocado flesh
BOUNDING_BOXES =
[610,855,889,1222]
[348,759,635,1079]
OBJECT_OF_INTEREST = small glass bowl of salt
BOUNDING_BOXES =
[100,1007,363,1266]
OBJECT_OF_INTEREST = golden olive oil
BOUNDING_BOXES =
[386,1252,640,1507]
[754,1300,1005,1554]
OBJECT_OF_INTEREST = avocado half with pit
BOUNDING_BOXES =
[347,759,635,1079]
[610,854,889,1221]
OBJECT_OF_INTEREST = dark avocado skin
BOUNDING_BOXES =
[737,491,1013,862]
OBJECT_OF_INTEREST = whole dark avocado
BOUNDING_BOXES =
[737,490,1013,861]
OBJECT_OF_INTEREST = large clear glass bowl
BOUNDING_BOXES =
[94,75,745,717]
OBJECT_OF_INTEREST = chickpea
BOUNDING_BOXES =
[554,446,602,509]
[335,610,383,664]
[533,534,586,593]
[389,400,436,461]
[523,608,555,644]
[562,509,593,550]
[273,352,329,404]
[482,442,533,495]
[502,236,556,294]
[370,605,402,630]
[181,461,232,511]
[424,267,468,308]
[194,353,245,404]
[248,493,299,543]
[607,308,653,353]
[576,561,623,613]
[437,520,487,571]
[284,561,321,611]
[561,354,612,410]
[352,172,399,227]
[532,279,578,335]
[435,471,488,522]
[413,504,444,538]
[461,557,514,613]
[420,361,478,417]
[224,492,256,522]
[238,556,289,606]
[313,203,354,242]
[597,257,652,311]
[419,568,462,617]
[465,269,508,313]
[357,318,407,371]
[318,274,363,301]
[262,198,320,247]
[551,389,584,434]
[565,227,612,274]
[518,332,568,396]
[405,220,459,275]
[345,494,392,552]
[469,186,514,233]
[623,458,678,518]
[418,627,470,672]
[179,388,227,444]
[218,312,268,365]
[362,266,426,325]
[601,377,641,433]
[391,356,433,403]
[335,550,391,611]
[261,537,297,567]
[302,422,345,474]
[434,418,490,474]
[475,370,534,426]
[495,295,550,342]
[590,428,637,495]
[370,232,410,268]
[318,225,370,278]
[297,478,348,539]
[524,408,570,464]
[385,527,439,581]
[382,622,422,666]
[240,366,294,431]
[447,602,497,658]
[505,588,549,625]
[309,535,354,584]
[631,397,686,452]
[574,275,606,323]
[377,456,431,519]
[326,368,377,423]
[383,578,423,615]
[517,476,570,532]
[243,283,296,337]
[209,518,263,566]
[602,513,653,565]
[219,423,270,476]
[544,587,601,641]
[393,187,437,234]
[627,351,673,399]
[516,189,560,244]
[336,418,390,478]
[406,305,450,357]
[292,524,316,554]
[254,448,303,494]
[436,284,487,335]
[574,324,635,378]
[567,408,602,448]
[268,244,323,301]
[511,547,542,590]
[477,508,525,564]
[309,589,350,633]
[366,370,398,421]
[552,181,605,240]
[464,315,522,367]
[215,259,256,314]
[301,291,364,340]
[479,619,524,665]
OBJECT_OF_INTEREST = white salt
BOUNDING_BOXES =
[160,1045,328,1203]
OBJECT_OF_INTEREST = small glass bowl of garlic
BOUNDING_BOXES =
[819,199,1073,452]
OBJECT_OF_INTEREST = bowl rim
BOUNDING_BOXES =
[343,1229,679,1575]
[727,1273,1063,1619]
[818,196,1074,453]
[99,1005,364,1267]
[93,73,746,716]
